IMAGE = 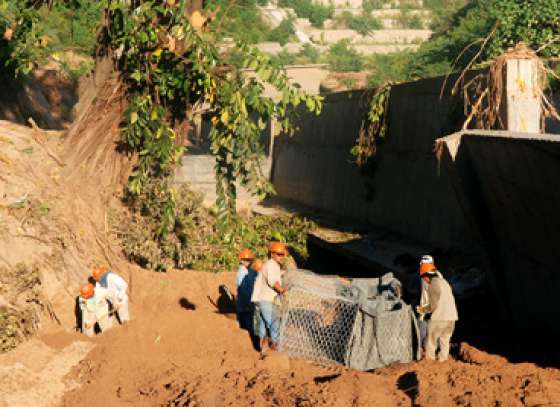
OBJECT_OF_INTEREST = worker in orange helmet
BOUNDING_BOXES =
[251,241,288,353]
[236,249,255,332]
[78,283,112,337]
[416,257,458,362]
[92,265,130,323]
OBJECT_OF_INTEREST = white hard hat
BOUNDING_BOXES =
[419,255,434,265]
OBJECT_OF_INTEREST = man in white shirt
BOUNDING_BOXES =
[78,283,112,336]
[251,242,287,352]
[417,263,458,362]
[93,265,130,323]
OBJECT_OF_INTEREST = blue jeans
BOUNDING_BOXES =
[258,301,280,344]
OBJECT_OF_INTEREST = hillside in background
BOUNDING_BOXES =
[204,0,470,89]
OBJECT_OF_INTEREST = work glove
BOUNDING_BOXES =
[416,305,429,315]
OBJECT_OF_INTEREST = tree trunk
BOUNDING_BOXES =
[187,0,203,14]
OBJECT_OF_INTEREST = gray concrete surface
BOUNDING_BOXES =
[272,77,472,250]
[437,130,560,334]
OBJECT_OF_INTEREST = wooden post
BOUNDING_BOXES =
[504,58,541,133]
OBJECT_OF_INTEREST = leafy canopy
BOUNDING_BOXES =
[1,0,323,235]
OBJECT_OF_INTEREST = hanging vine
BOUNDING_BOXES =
[351,84,391,166]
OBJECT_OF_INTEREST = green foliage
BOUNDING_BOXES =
[270,48,298,66]
[0,0,100,75]
[351,85,391,166]
[267,18,295,46]
[395,9,424,29]
[337,77,358,89]
[68,0,102,50]
[106,0,322,231]
[348,14,382,35]
[277,0,334,28]
[363,0,389,12]
[423,0,468,30]
[333,11,382,35]
[0,0,49,75]
[270,44,321,67]
[298,43,320,64]
[410,0,560,79]
[120,178,316,272]
[366,51,412,87]
[206,0,270,44]
[327,39,364,72]
[366,0,560,86]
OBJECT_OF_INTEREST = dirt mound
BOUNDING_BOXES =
[59,268,560,407]
[0,335,93,407]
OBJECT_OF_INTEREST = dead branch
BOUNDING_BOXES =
[28,118,66,167]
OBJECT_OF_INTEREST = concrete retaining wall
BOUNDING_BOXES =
[272,76,472,248]
[437,130,560,334]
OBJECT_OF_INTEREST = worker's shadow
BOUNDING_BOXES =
[178,297,196,310]
[208,285,236,318]
[74,296,82,332]
[397,371,419,407]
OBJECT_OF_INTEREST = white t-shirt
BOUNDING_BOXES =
[96,272,128,304]
[251,259,282,303]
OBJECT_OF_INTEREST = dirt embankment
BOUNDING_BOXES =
[0,57,129,351]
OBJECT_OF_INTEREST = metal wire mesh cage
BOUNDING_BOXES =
[278,270,418,369]
[279,287,359,364]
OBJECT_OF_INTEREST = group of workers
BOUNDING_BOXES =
[77,266,130,337]
[235,241,289,353]
[235,246,458,362]
[75,244,456,364]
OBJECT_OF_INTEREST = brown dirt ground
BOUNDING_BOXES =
[52,268,560,407]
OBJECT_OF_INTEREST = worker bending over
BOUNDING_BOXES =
[417,262,458,362]
[78,283,112,337]
[92,266,130,323]
[251,242,287,353]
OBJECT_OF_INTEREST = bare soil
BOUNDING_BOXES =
[51,268,560,407]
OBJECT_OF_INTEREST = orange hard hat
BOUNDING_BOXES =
[239,249,254,261]
[419,262,437,276]
[270,241,287,255]
[92,265,108,281]
[80,283,94,299]
[252,259,264,272]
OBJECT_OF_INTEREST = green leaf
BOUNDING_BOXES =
[305,97,315,111]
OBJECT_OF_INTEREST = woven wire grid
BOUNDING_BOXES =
[279,287,359,365]
[374,307,413,365]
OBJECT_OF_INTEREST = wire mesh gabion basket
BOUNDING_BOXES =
[278,270,418,369]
